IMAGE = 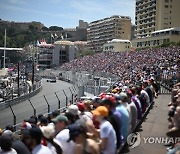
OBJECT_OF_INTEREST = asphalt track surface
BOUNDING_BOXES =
[0,79,74,129]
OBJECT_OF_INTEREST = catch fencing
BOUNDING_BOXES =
[0,84,78,132]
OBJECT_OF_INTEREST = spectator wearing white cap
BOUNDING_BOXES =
[40,125,62,154]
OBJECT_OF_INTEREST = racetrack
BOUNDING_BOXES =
[0,79,76,129]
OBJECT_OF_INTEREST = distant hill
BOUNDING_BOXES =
[0,19,75,48]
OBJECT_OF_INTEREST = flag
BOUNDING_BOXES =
[51,33,54,39]
[65,33,68,39]
[29,44,33,49]
[54,33,58,38]
[61,34,64,40]
[44,38,47,44]
[41,38,47,44]
[36,40,40,46]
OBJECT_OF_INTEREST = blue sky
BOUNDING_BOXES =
[0,0,136,28]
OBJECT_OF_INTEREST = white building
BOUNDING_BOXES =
[103,39,132,52]
[53,41,77,66]
[132,27,180,48]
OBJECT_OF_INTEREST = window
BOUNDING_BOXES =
[165,5,169,8]
[165,0,169,2]
[153,40,156,45]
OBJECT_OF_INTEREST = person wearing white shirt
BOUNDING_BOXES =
[52,115,76,154]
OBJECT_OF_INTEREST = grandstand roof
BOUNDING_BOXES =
[54,41,74,45]
[0,47,23,51]
[151,27,180,34]
[107,39,131,43]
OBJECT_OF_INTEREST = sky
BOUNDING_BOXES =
[0,0,136,28]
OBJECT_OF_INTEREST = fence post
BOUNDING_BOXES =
[28,99,36,116]
[43,95,50,113]
[69,87,74,104]
[8,103,16,131]
[55,92,61,109]
[73,85,77,92]
[63,90,68,107]
[71,86,76,93]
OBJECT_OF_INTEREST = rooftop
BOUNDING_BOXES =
[54,41,74,45]
[90,15,131,25]
[151,27,180,34]
[107,39,131,43]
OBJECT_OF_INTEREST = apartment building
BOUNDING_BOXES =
[75,20,88,41]
[132,27,180,48]
[135,0,180,38]
[103,39,132,52]
[87,15,131,52]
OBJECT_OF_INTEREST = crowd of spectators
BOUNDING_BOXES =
[0,46,179,154]
[61,46,179,84]
[166,82,180,154]
[0,75,162,154]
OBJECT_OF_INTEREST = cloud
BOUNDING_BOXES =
[0,0,136,27]
[68,0,135,23]
[5,0,26,4]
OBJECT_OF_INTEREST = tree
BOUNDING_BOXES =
[29,24,38,31]
[49,26,63,31]
[42,26,49,31]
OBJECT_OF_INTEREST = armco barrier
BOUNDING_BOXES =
[0,83,42,111]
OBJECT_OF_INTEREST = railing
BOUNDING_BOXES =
[2,68,176,148]
[0,80,42,110]
[0,85,78,132]
[119,76,174,153]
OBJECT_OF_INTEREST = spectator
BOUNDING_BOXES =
[127,89,137,130]
[116,94,130,140]
[5,125,14,133]
[90,106,117,154]
[68,123,99,154]
[40,125,63,154]
[101,97,122,149]
[131,87,143,120]
[53,115,76,154]
[143,81,153,104]
[0,135,17,154]
[28,127,52,154]
[2,130,31,154]
[40,116,48,127]
[0,128,2,136]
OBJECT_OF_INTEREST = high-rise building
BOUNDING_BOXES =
[87,15,131,52]
[75,20,88,41]
[135,0,180,38]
